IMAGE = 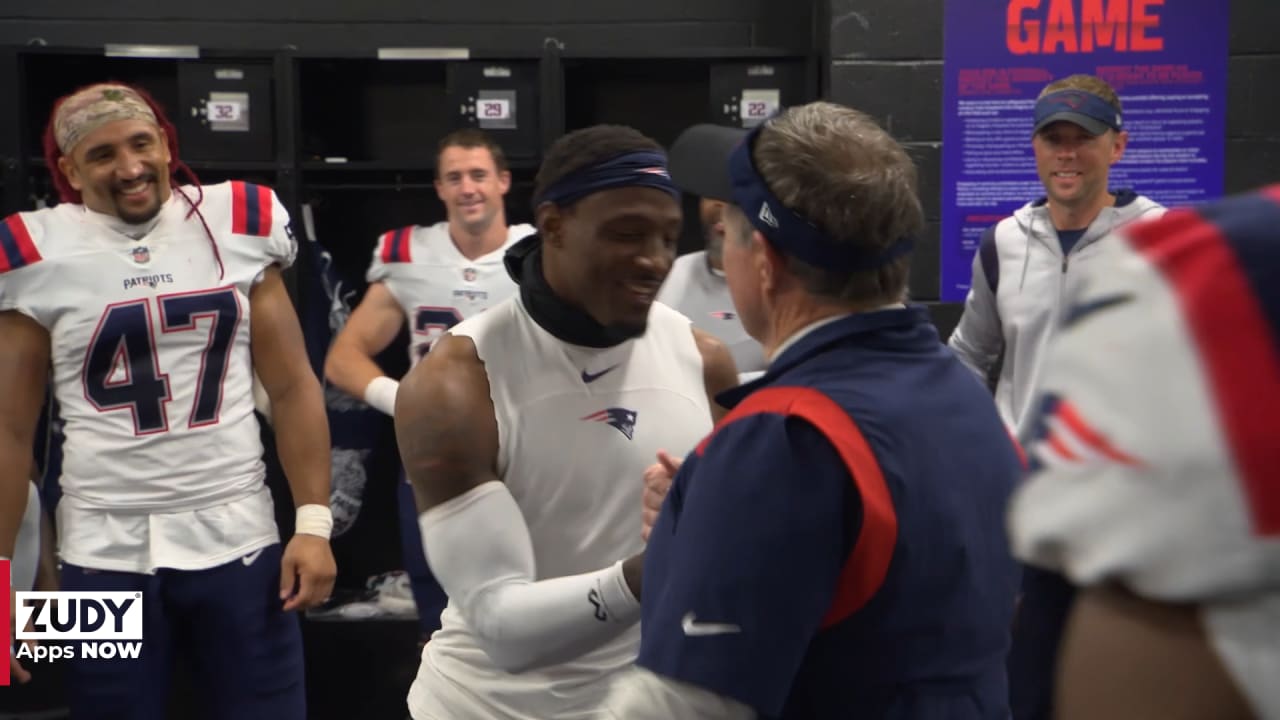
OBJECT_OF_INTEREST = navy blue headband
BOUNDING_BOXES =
[727,124,914,272]
[1033,90,1122,135]
[534,150,680,208]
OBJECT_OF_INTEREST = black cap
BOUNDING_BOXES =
[666,120,917,272]
[667,123,748,202]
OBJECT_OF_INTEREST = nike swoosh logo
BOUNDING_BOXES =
[1061,292,1134,329]
[242,549,265,566]
[682,611,741,637]
[581,364,620,384]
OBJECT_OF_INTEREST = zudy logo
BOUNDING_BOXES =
[13,591,145,665]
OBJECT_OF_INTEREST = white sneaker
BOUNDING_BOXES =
[368,571,418,617]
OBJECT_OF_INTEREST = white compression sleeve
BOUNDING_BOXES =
[419,481,641,673]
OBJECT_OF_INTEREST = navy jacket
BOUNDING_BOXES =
[638,306,1022,719]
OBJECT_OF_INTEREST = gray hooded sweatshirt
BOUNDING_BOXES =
[948,189,1165,437]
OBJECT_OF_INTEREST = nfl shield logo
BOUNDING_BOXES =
[131,246,150,264]
[463,268,477,282]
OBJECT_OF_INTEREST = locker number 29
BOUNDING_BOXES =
[480,99,511,120]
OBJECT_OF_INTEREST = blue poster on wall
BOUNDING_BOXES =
[939,0,1229,301]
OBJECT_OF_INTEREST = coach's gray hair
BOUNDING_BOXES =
[732,101,924,304]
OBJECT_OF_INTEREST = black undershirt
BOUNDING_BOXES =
[503,234,638,349]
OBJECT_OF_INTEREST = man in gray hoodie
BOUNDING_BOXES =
[950,73,1166,720]
[948,74,1164,439]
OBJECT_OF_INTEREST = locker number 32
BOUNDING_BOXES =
[209,102,242,122]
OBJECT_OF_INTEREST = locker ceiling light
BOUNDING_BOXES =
[104,44,200,59]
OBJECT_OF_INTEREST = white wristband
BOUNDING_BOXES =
[295,504,333,539]
[596,559,641,623]
[363,376,400,416]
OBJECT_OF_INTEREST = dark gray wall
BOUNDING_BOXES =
[0,0,813,54]
[825,0,1280,337]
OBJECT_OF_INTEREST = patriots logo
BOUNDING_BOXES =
[1052,91,1086,109]
[638,167,670,178]
[710,310,737,320]
[463,268,477,282]
[130,246,150,264]
[581,407,638,440]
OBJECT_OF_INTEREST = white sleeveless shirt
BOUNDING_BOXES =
[407,296,714,720]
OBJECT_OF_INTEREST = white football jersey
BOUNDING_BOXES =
[1008,189,1280,719]
[0,182,295,571]
[656,250,766,374]
[365,220,534,365]
[407,297,714,720]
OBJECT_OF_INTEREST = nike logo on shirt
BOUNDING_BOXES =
[1062,292,1134,329]
[581,364,620,384]
[682,611,741,636]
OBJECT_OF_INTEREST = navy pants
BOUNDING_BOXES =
[1007,565,1078,720]
[60,543,305,720]
[397,473,449,640]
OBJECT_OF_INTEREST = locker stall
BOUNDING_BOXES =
[561,50,816,254]
[0,31,821,720]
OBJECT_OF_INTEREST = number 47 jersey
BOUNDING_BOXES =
[0,182,295,513]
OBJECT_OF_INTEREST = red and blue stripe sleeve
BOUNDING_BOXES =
[0,214,41,274]
[230,181,274,237]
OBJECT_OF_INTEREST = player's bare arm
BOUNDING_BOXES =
[0,312,48,559]
[0,310,50,684]
[323,281,407,414]
[250,266,337,611]
[395,332,500,511]
[1056,585,1254,720]
[693,327,739,423]
[394,332,645,672]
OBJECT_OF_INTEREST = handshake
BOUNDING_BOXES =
[641,450,683,542]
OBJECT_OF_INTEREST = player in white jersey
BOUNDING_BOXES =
[663,132,768,380]
[325,129,535,408]
[1008,185,1280,719]
[0,82,335,718]
[324,129,534,643]
[393,124,739,719]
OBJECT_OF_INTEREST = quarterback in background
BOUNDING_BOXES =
[0,82,335,719]
[324,128,534,642]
